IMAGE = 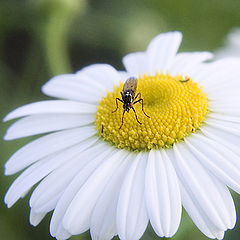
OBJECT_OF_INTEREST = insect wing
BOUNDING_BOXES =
[123,77,138,93]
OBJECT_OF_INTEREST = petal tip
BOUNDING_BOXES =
[41,83,48,95]
[4,195,13,208]
[3,133,9,141]
[3,113,11,122]
[4,162,13,176]
[3,129,15,141]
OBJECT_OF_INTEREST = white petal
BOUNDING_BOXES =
[145,149,181,237]
[179,182,225,239]
[122,52,148,77]
[29,140,105,213]
[207,78,240,91]
[146,31,182,75]
[4,113,95,140]
[186,133,240,194]
[116,152,148,240]
[172,143,236,236]
[90,153,132,240]
[4,136,98,208]
[197,58,240,86]
[3,100,97,122]
[208,106,240,117]
[29,208,46,226]
[205,118,240,136]
[43,64,122,102]
[168,52,213,77]
[208,117,240,131]
[5,126,96,175]
[50,145,116,238]
[197,60,240,99]
[201,125,240,156]
[62,150,129,235]
[118,71,130,82]
[77,64,121,92]
[32,193,62,214]
[209,96,240,106]
[54,228,71,240]
[208,89,240,101]
[207,112,240,123]
[42,74,105,103]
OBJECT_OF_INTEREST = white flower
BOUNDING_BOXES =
[215,27,240,58]
[3,31,240,240]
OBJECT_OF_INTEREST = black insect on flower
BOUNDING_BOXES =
[112,77,150,129]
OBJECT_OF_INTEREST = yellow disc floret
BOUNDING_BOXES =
[95,73,208,151]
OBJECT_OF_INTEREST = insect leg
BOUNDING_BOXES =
[112,98,123,113]
[133,98,150,118]
[133,92,141,101]
[119,109,126,129]
[131,107,142,125]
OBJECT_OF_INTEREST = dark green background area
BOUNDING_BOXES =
[1,0,240,239]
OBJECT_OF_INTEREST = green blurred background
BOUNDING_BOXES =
[1,0,240,239]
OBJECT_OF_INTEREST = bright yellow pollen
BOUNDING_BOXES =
[95,73,208,151]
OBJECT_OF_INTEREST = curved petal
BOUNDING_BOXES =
[146,31,182,75]
[205,118,240,134]
[197,61,240,100]
[168,52,213,77]
[201,125,240,156]
[42,74,105,103]
[4,126,96,175]
[204,119,240,137]
[90,153,132,240]
[49,144,116,239]
[179,182,225,239]
[116,152,148,240]
[4,136,98,208]
[3,100,96,122]
[118,71,130,82]
[197,58,240,86]
[4,113,95,140]
[43,64,122,102]
[207,112,240,123]
[29,140,104,213]
[172,143,236,238]
[122,52,148,77]
[208,104,240,117]
[77,64,121,91]
[185,133,240,194]
[209,96,240,107]
[145,149,181,237]
[29,208,46,227]
[62,150,129,235]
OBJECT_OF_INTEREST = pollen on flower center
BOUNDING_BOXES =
[95,73,208,151]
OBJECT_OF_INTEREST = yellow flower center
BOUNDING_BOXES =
[95,73,208,151]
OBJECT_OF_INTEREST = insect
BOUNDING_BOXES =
[112,77,150,129]
[179,77,189,83]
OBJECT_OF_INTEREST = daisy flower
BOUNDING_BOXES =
[3,31,240,240]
